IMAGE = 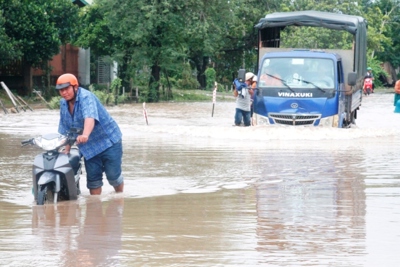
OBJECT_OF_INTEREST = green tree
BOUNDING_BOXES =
[92,0,191,102]
[184,0,236,89]
[2,0,79,66]
[0,0,80,93]
[0,10,21,65]
[76,3,116,57]
[80,0,248,99]
[205,67,216,90]
[367,0,400,80]
[214,0,282,84]
[77,0,400,97]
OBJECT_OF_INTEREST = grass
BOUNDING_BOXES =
[0,88,235,111]
[373,86,394,94]
[163,88,234,102]
[3,85,393,111]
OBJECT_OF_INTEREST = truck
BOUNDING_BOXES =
[251,10,367,128]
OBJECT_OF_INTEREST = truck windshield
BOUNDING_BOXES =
[259,58,335,89]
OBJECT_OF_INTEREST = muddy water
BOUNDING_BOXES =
[1,93,400,266]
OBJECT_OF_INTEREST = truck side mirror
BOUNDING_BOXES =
[238,69,246,82]
[347,72,357,86]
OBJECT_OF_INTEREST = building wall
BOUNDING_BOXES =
[31,44,92,88]
[78,48,90,86]
[32,44,79,78]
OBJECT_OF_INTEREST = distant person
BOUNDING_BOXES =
[250,75,257,126]
[365,67,374,92]
[251,75,258,89]
[233,72,254,126]
[365,67,374,79]
[394,79,400,106]
[316,61,334,87]
[56,73,124,195]
[259,67,282,86]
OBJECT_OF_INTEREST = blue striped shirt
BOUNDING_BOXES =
[58,87,122,160]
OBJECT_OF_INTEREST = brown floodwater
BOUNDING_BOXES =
[1,93,400,266]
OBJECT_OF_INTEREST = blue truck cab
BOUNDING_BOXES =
[252,11,367,128]
[254,50,350,127]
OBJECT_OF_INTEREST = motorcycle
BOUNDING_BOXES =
[363,77,373,95]
[21,128,83,205]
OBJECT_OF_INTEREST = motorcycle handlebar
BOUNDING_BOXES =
[67,136,77,146]
[66,128,82,146]
[21,138,34,146]
[20,128,82,147]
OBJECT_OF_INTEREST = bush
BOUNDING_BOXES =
[176,62,200,89]
[48,96,61,109]
[93,90,115,106]
[117,94,128,104]
[110,78,122,95]
[205,67,216,90]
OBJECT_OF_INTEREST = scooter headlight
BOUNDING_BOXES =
[34,134,68,150]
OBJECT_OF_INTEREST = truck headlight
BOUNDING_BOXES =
[254,114,270,125]
[319,115,339,127]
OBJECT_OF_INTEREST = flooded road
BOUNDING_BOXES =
[1,92,400,266]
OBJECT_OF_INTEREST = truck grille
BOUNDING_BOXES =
[269,113,321,126]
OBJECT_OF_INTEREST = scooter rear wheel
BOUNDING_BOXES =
[37,184,56,205]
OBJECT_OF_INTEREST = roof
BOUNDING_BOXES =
[262,50,341,60]
[255,10,367,35]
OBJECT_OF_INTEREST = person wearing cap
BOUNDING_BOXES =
[56,73,124,195]
[233,72,254,126]
[394,79,400,109]
[250,75,257,126]
[365,67,374,92]
[259,66,283,86]
[251,75,258,89]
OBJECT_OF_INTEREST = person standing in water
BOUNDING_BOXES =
[233,72,254,126]
[56,73,124,195]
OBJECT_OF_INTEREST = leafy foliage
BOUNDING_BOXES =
[0,9,21,65]
[0,0,80,68]
[3,0,400,101]
[176,62,200,89]
[205,67,216,90]
[110,77,122,95]
[93,90,115,106]
[48,96,62,110]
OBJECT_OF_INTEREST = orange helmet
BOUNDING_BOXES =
[56,73,78,90]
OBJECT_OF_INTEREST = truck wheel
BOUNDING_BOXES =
[343,110,357,128]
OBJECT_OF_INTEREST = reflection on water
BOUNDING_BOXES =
[1,93,400,266]
[30,197,124,267]
[256,149,367,265]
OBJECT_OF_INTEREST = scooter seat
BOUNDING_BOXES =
[68,148,81,174]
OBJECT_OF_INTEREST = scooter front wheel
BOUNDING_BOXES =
[37,184,56,205]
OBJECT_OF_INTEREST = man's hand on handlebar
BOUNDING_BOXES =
[76,134,89,144]
[62,144,71,154]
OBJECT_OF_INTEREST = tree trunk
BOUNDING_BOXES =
[200,56,209,89]
[163,69,173,100]
[149,64,161,102]
[23,61,32,95]
[194,55,208,89]
[118,54,130,95]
